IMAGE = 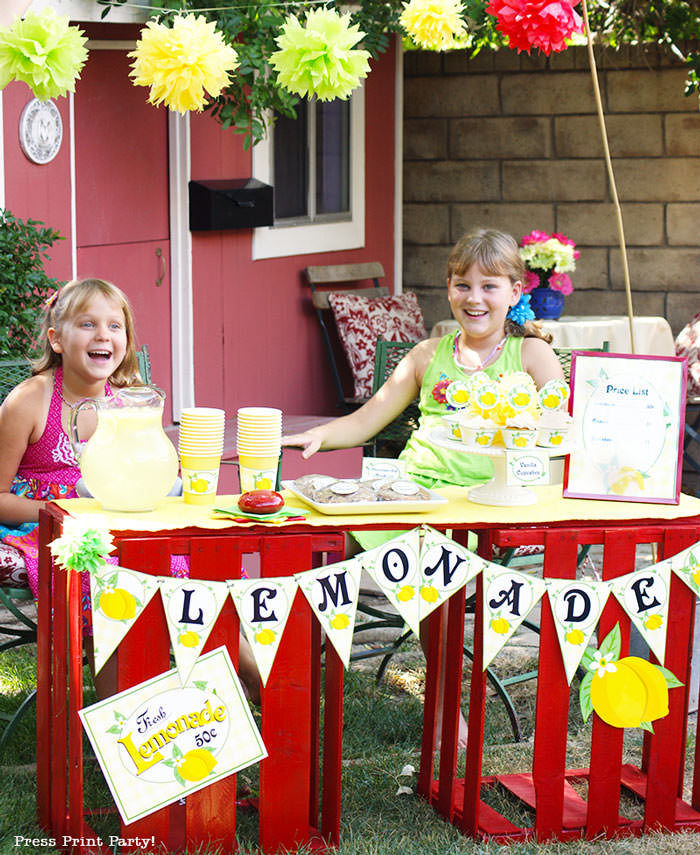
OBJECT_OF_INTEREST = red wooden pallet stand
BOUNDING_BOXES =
[417,522,700,844]
[36,505,346,855]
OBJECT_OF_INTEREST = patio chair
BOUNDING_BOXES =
[366,338,421,457]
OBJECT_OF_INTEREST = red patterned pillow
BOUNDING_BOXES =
[675,311,700,397]
[328,291,427,399]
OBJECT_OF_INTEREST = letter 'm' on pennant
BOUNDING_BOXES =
[297,558,362,668]
[91,564,161,675]
[482,564,546,670]
[160,577,230,685]
[418,526,485,622]
[547,578,610,684]
[229,576,298,686]
[671,540,700,597]
[611,561,672,665]
[360,528,422,637]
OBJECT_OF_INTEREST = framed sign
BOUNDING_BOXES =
[563,352,687,504]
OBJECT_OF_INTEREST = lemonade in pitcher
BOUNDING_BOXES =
[71,387,178,512]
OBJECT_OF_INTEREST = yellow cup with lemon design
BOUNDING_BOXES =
[181,453,222,505]
[238,453,280,493]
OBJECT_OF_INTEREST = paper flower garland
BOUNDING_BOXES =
[129,13,239,114]
[50,516,114,574]
[486,0,584,55]
[0,7,88,100]
[400,0,468,52]
[270,9,371,102]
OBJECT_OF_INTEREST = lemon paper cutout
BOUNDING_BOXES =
[255,627,276,646]
[396,584,416,602]
[420,584,439,604]
[99,587,137,621]
[579,623,682,731]
[178,630,200,648]
[538,378,570,411]
[490,616,510,635]
[445,380,470,408]
[329,613,350,630]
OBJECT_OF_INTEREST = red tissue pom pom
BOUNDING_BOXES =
[486,0,584,55]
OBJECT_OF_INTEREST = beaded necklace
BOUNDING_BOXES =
[453,331,506,372]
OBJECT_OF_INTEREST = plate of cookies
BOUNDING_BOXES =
[282,475,448,515]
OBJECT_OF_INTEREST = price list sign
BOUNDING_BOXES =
[563,352,687,504]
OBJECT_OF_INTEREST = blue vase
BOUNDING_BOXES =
[529,285,565,320]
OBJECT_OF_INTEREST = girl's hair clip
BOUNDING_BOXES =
[507,293,535,325]
[45,291,58,309]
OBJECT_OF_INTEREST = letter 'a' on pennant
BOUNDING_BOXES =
[359,528,422,637]
[418,526,486,623]
[611,561,672,666]
[482,563,546,670]
[160,577,230,685]
[670,539,700,597]
[229,576,299,686]
[546,578,610,684]
[296,558,363,668]
[90,564,161,675]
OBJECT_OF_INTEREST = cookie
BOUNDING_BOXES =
[375,479,430,502]
[311,480,376,504]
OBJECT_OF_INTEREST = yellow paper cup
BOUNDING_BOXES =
[238,454,280,493]
[181,453,221,505]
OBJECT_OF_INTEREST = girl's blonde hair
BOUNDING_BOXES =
[33,278,141,386]
[447,228,553,343]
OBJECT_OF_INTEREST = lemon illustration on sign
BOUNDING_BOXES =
[255,628,276,645]
[644,614,663,631]
[396,585,416,602]
[330,614,350,630]
[190,474,209,493]
[565,628,585,645]
[99,587,137,621]
[179,630,200,648]
[420,584,439,603]
[590,656,669,728]
[178,748,217,782]
[254,475,272,489]
[609,466,645,496]
[490,616,510,634]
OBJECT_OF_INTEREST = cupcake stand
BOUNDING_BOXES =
[429,426,575,506]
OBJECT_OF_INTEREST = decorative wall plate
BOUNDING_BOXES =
[19,98,63,164]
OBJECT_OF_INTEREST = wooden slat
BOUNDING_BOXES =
[305,262,385,285]
[310,286,389,311]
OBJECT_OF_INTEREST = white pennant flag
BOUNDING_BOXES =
[611,561,672,665]
[670,539,700,597]
[229,576,298,686]
[482,564,546,670]
[418,526,485,622]
[160,577,230,685]
[296,558,362,668]
[91,563,161,675]
[360,529,422,637]
[546,578,610,684]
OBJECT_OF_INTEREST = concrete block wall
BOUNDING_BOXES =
[404,44,700,337]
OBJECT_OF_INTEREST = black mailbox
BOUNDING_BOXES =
[189,178,274,231]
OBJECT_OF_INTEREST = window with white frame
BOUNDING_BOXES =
[251,87,365,259]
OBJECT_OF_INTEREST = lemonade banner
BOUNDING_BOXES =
[91,563,162,676]
[296,558,363,668]
[229,575,300,686]
[359,529,423,637]
[79,646,267,825]
[670,540,700,598]
[418,526,486,622]
[160,577,231,685]
[546,578,610,685]
[482,564,547,670]
[610,562,672,666]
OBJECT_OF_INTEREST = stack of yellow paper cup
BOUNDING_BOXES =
[236,407,282,492]
[178,408,225,505]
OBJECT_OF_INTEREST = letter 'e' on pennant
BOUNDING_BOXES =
[359,529,422,637]
[160,577,230,685]
[482,563,546,670]
[297,558,362,668]
[418,526,485,622]
[546,578,610,684]
[611,561,672,666]
[229,576,299,686]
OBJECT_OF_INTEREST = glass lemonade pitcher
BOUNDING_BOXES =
[70,386,179,512]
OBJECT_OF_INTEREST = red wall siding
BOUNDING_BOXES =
[189,41,397,416]
[2,81,73,279]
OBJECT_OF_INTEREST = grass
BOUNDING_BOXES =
[0,634,699,855]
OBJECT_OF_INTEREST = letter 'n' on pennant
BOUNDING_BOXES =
[546,578,610,684]
[296,558,362,668]
[229,576,299,687]
[418,526,486,623]
[482,563,546,670]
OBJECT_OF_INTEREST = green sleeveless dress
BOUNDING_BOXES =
[353,333,524,550]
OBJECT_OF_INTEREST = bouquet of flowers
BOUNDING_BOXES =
[520,230,579,295]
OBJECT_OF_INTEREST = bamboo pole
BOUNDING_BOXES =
[581,0,636,353]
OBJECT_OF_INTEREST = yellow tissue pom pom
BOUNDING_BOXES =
[129,14,238,114]
[400,0,468,52]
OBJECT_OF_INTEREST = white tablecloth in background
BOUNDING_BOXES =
[429,315,675,357]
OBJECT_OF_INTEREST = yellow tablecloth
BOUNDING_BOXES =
[55,487,700,532]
